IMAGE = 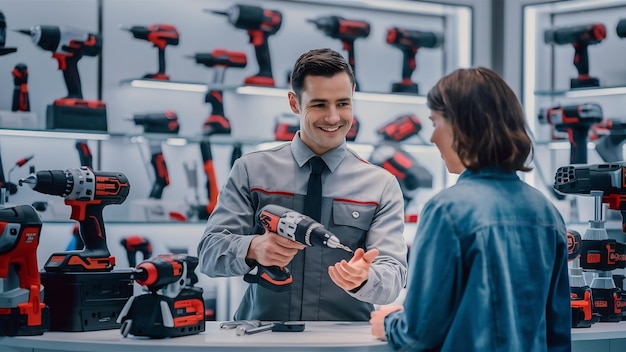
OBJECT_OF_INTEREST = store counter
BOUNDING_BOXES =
[0,321,391,352]
[3,321,626,351]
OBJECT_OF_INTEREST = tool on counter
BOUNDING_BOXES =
[236,323,272,336]
[220,320,262,329]
[244,204,353,292]
[308,15,370,90]
[544,23,606,88]
[15,25,107,131]
[120,235,153,267]
[121,24,179,80]
[554,163,626,322]
[0,11,17,56]
[0,205,49,336]
[189,50,247,136]
[566,229,598,328]
[19,166,130,272]
[386,27,443,94]
[538,103,603,164]
[590,119,626,163]
[117,254,205,338]
[208,4,282,87]
[11,63,29,111]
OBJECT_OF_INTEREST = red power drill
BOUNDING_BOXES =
[209,5,282,87]
[189,50,247,135]
[544,23,606,88]
[377,114,422,142]
[0,205,49,336]
[538,103,603,164]
[120,235,152,267]
[117,254,205,338]
[129,110,180,134]
[122,24,179,80]
[369,143,433,209]
[308,15,370,90]
[19,167,130,272]
[244,204,353,292]
[16,25,104,106]
[386,27,444,94]
[11,63,29,112]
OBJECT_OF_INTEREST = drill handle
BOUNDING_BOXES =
[243,264,292,292]
[205,90,225,117]
[149,150,169,199]
[401,47,418,81]
[75,140,93,168]
[157,47,166,75]
[249,30,273,79]
[573,42,590,77]
[566,126,590,164]
[67,201,111,258]
[60,55,83,99]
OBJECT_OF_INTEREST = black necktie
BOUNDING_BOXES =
[303,156,324,222]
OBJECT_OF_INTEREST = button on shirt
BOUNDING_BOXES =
[198,133,407,321]
[384,168,571,351]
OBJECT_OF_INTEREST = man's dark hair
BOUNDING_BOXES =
[290,48,355,102]
[426,67,533,173]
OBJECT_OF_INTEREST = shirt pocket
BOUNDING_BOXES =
[330,200,377,250]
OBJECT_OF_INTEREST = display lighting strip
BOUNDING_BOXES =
[123,79,208,93]
[0,129,109,140]
[564,86,626,98]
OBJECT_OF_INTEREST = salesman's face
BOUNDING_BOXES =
[288,72,355,155]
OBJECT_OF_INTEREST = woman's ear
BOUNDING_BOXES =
[288,92,300,114]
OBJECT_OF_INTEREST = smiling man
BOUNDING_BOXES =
[197,48,407,321]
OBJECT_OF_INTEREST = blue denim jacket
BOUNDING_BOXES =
[384,168,571,351]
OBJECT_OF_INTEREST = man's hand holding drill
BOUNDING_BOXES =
[246,230,306,267]
[328,248,379,292]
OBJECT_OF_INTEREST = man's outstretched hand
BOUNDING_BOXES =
[328,248,379,291]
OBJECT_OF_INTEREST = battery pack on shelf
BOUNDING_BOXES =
[0,111,40,129]
[46,102,108,132]
[40,270,133,332]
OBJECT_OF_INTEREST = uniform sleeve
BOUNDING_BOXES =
[348,175,408,305]
[197,158,257,277]
[384,198,462,350]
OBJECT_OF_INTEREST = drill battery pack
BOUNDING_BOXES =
[118,287,205,338]
[0,305,50,336]
[40,270,133,331]
[46,99,108,132]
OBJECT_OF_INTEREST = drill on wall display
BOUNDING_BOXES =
[538,103,603,164]
[0,11,17,56]
[208,4,282,87]
[544,23,606,89]
[308,15,370,91]
[121,24,179,80]
[589,119,626,162]
[11,63,29,112]
[386,27,443,94]
[16,25,107,131]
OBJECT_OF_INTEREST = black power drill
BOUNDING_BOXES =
[590,119,626,162]
[19,167,130,272]
[538,103,603,164]
[544,23,606,88]
[11,63,29,112]
[129,110,180,134]
[244,204,353,292]
[120,235,153,267]
[189,49,247,135]
[0,11,17,56]
[386,27,444,94]
[209,4,282,87]
[308,15,370,90]
[122,24,180,80]
[117,254,205,338]
[0,205,50,336]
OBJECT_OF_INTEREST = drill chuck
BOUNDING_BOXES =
[617,19,626,38]
[19,170,74,197]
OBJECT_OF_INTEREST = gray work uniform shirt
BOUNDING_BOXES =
[198,133,407,321]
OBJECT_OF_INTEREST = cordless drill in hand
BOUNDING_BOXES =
[209,5,282,87]
[122,24,179,80]
[386,27,443,94]
[19,167,130,272]
[117,254,205,338]
[308,15,370,90]
[544,23,606,88]
[0,205,50,336]
[244,204,353,292]
[538,103,603,164]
